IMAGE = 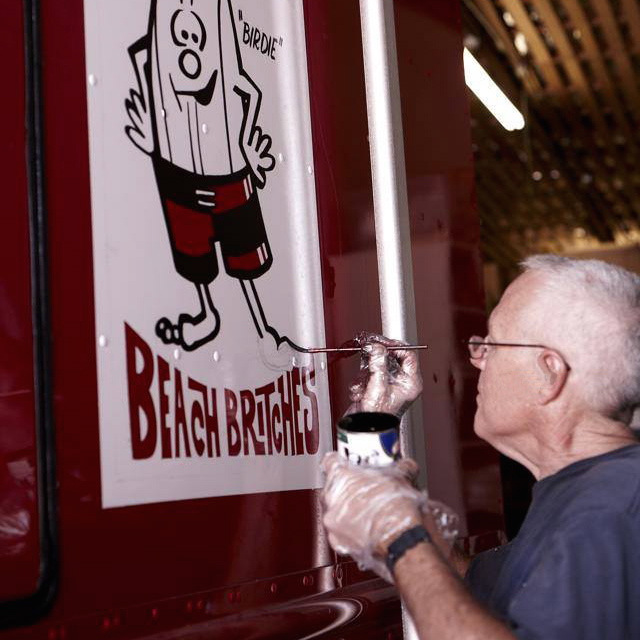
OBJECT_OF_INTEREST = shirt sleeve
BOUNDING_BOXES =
[506,510,639,640]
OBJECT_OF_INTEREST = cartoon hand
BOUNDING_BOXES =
[245,125,275,189]
[125,87,154,155]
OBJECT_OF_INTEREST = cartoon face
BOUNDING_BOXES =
[153,0,220,103]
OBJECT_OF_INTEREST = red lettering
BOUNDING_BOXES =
[291,368,304,456]
[240,390,265,455]
[189,379,220,457]
[205,388,220,457]
[188,380,206,457]
[225,389,241,456]
[302,367,320,454]
[157,355,172,458]
[256,382,275,455]
[277,374,295,455]
[125,323,157,459]
[173,368,191,457]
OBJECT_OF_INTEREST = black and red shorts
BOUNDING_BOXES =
[153,156,273,284]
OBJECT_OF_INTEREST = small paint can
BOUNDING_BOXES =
[337,412,401,467]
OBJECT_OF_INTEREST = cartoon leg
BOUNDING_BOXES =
[239,279,310,370]
[155,283,220,351]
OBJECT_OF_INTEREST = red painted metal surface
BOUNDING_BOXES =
[0,0,502,637]
[0,0,41,602]
[394,0,504,535]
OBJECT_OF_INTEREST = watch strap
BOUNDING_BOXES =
[385,524,432,574]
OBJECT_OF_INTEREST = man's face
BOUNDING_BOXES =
[471,273,543,450]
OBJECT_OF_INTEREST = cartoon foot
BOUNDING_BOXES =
[156,317,181,345]
[155,307,221,352]
[180,308,221,351]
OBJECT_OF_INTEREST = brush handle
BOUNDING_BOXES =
[306,345,428,353]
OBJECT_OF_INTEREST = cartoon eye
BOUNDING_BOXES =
[192,33,199,44]
[181,29,188,40]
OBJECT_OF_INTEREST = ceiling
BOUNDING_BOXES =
[461,0,640,282]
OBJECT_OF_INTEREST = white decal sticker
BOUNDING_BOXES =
[84,0,331,507]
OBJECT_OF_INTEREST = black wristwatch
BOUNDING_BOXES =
[385,525,432,574]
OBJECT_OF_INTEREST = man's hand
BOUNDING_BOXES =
[321,452,425,580]
[348,337,423,418]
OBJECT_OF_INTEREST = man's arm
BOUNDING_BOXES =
[393,541,515,640]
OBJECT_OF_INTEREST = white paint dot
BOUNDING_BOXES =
[202,123,209,134]
[173,348,180,360]
[98,335,108,348]
[213,351,220,362]
[88,74,98,87]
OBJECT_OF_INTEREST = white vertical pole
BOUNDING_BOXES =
[359,1,423,638]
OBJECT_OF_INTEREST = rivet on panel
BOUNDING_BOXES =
[270,582,278,593]
[227,591,235,603]
[320,360,326,371]
[303,574,314,586]
[88,73,98,86]
[213,351,220,362]
[235,590,242,602]
[151,608,159,620]
[196,599,204,610]
[186,600,193,612]
[307,165,313,175]
[173,348,181,360]
[278,153,285,163]
[161,108,167,119]
[292,356,297,366]
[202,123,209,134]
[102,617,111,631]
[98,335,108,348]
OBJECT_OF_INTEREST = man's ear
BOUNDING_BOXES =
[536,349,570,404]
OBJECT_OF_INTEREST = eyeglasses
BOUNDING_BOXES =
[467,335,572,370]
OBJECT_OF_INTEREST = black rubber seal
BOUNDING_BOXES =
[0,0,59,627]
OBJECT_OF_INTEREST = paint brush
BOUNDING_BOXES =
[305,344,428,353]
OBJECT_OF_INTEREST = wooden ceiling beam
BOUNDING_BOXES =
[618,0,640,56]
[493,0,565,94]
[466,0,543,94]
[589,0,640,120]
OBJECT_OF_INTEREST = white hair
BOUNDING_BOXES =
[519,254,640,420]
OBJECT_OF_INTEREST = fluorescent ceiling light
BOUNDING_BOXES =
[463,48,525,131]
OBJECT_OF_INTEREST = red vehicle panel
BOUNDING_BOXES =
[0,0,502,637]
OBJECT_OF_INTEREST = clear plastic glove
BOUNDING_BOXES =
[321,452,460,582]
[322,451,426,581]
[346,333,423,418]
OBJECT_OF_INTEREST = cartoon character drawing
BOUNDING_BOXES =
[125,0,302,366]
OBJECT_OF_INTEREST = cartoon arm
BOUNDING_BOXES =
[125,36,155,155]
[222,0,275,188]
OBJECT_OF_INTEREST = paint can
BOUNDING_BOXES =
[337,412,400,467]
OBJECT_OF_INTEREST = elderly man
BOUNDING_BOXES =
[322,255,640,639]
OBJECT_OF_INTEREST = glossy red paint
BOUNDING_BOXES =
[0,0,502,637]
[0,0,41,602]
